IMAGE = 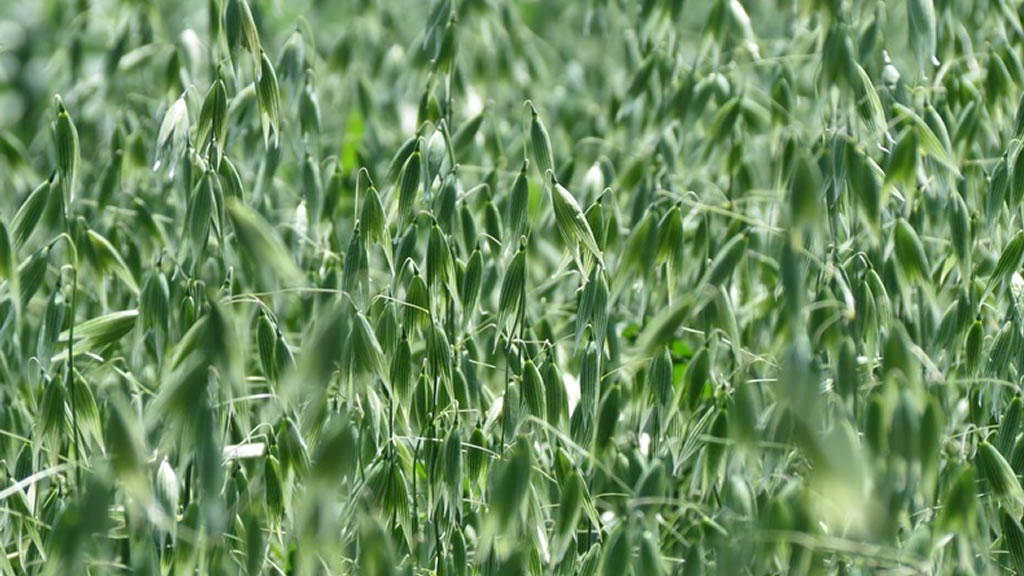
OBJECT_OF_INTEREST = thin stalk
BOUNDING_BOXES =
[61,198,82,490]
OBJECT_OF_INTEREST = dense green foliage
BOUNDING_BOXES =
[5,0,1024,574]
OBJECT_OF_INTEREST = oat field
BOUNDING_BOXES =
[1,0,1023,574]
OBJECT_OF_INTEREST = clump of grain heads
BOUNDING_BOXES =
[1,1,1022,574]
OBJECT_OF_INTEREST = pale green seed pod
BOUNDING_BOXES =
[256,51,281,147]
[907,0,937,68]
[505,160,530,249]
[68,372,99,444]
[704,409,729,481]
[552,467,583,562]
[427,223,456,297]
[156,458,180,529]
[426,124,447,186]
[1015,92,1024,140]
[459,201,477,256]
[264,454,284,523]
[405,270,431,332]
[592,266,610,349]
[657,204,684,269]
[225,0,242,54]
[275,329,295,376]
[891,388,920,462]
[865,267,891,327]
[636,459,666,507]
[218,155,245,201]
[579,339,600,411]
[986,230,1024,295]
[1011,146,1024,211]
[521,359,546,420]
[18,245,49,311]
[196,78,228,164]
[397,150,422,227]
[373,303,399,361]
[343,224,368,294]
[492,436,531,528]
[38,373,67,441]
[551,177,603,266]
[452,365,470,412]
[576,275,597,350]
[354,311,387,381]
[302,152,323,225]
[977,440,1024,517]
[501,381,520,442]
[390,331,413,402]
[1012,435,1024,476]
[853,63,886,136]
[497,242,527,336]
[257,311,278,382]
[964,319,983,375]
[599,524,631,576]
[579,542,602,576]
[54,96,79,206]
[467,424,487,482]
[998,396,1023,456]
[452,110,484,160]
[570,400,594,449]
[280,417,311,478]
[0,222,14,311]
[595,385,620,453]
[937,466,975,534]
[528,102,554,179]
[36,287,65,369]
[461,246,482,318]
[435,171,458,233]
[483,197,503,256]
[686,346,710,410]
[312,415,358,482]
[411,366,431,434]
[442,426,462,509]
[949,190,971,272]
[358,507,397,576]
[187,172,215,259]
[638,530,665,576]
[893,218,929,282]
[276,30,304,86]
[845,141,882,232]
[920,397,942,488]
[1004,512,1024,576]
[451,527,467,576]
[385,135,418,186]
[11,176,53,250]
[648,347,673,410]
[299,70,322,139]
[140,269,170,335]
[584,197,606,252]
[988,321,1019,379]
[427,320,452,385]
[865,393,888,455]
[180,294,196,330]
[707,232,748,286]
[836,338,858,403]
[238,0,261,63]
[543,354,566,429]
[983,156,1007,226]
[153,95,189,178]
[436,13,458,70]
[360,186,388,249]
[884,127,918,187]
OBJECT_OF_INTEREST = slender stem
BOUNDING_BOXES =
[62,196,82,490]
